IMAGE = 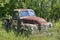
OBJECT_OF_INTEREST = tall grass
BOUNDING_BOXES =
[0,20,60,40]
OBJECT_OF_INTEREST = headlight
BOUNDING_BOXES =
[41,22,52,31]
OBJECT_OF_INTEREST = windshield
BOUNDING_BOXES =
[19,11,29,17]
[19,10,36,17]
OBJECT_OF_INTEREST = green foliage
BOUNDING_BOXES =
[0,0,60,40]
[0,0,60,21]
[20,26,32,36]
[0,20,60,40]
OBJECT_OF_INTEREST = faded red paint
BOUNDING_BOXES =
[21,16,47,26]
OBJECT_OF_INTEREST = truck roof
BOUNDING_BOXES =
[14,9,33,12]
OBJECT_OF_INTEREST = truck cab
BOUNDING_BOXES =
[12,9,36,19]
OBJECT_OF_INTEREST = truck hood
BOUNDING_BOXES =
[21,16,47,23]
[21,16,52,27]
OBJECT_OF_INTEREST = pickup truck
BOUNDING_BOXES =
[13,9,52,31]
[3,9,52,33]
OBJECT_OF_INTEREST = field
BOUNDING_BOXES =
[0,20,60,40]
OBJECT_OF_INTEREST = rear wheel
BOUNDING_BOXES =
[3,19,11,32]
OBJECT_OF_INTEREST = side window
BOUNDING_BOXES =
[12,11,19,19]
[29,11,36,16]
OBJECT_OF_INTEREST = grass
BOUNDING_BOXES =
[0,20,60,40]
